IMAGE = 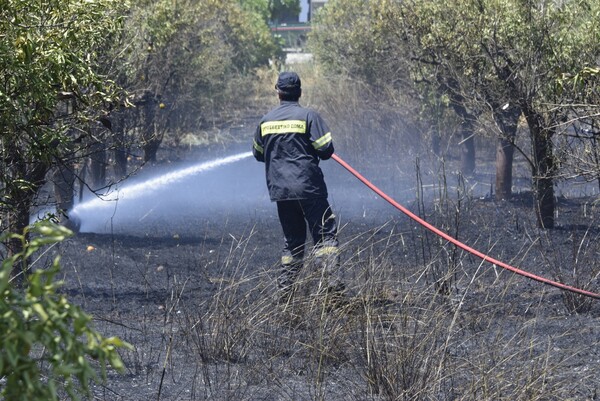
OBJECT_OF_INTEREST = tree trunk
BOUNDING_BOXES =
[523,109,555,229]
[112,112,128,180]
[493,105,520,200]
[143,134,162,163]
[140,99,162,164]
[495,137,514,200]
[448,99,476,176]
[460,123,476,176]
[532,130,555,228]
[6,154,49,281]
[431,130,441,157]
[443,79,476,175]
[6,200,31,284]
[52,163,76,222]
[590,123,600,192]
[88,140,107,190]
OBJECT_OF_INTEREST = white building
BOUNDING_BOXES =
[300,0,328,22]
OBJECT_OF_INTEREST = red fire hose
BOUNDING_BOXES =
[332,153,600,300]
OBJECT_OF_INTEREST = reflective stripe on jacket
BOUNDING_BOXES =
[253,100,334,201]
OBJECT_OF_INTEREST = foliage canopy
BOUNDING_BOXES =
[0,0,128,235]
[0,222,131,401]
[310,0,600,226]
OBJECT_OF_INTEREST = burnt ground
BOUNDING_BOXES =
[39,137,600,401]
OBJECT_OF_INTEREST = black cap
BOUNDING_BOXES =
[275,71,301,95]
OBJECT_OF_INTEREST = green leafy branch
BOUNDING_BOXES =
[0,221,132,401]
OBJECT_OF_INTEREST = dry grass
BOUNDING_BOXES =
[110,220,599,401]
[97,179,599,400]
[59,62,600,401]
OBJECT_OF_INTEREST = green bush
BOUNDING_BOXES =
[0,222,131,401]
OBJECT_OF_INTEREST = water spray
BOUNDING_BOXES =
[331,153,600,300]
[69,151,252,231]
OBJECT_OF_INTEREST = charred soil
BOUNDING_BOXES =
[43,138,600,401]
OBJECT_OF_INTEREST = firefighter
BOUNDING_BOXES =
[253,71,342,300]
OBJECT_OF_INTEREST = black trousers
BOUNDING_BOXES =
[276,198,338,289]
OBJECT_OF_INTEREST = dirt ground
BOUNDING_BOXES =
[41,132,600,400]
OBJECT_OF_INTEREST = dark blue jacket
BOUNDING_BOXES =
[253,100,334,201]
